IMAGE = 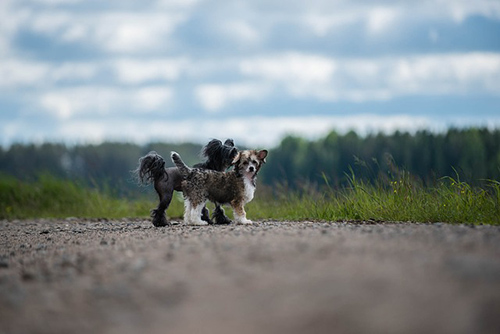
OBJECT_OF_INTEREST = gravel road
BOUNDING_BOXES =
[1,219,500,334]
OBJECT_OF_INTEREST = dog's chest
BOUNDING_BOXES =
[243,177,256,203]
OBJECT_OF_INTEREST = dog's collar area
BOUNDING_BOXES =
[242,172,258,187]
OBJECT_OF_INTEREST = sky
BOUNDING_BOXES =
[1,0,500,148]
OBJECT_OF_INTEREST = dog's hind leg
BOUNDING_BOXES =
[184,199,208,226]
[213,205,232,225]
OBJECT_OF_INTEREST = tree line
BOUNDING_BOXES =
[1,128,499,197]
[261,128,500,189]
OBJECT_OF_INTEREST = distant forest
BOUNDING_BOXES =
[1,128,499,197]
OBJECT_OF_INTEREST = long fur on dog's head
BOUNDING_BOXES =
[195,138,238,171]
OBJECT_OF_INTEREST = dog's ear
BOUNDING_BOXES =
[231,152,241,165]
[230,147,238,159]
[224,139,235,147]
[257,150,268,163]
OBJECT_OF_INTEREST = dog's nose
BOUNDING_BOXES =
[249,166,255,172]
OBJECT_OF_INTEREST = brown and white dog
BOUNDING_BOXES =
[171,149,268,225]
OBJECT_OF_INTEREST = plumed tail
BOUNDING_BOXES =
[171,151,191,178]
[134,151,166,185]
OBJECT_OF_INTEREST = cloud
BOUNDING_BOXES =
[240,53,336,84]
[12,7,187,54]
[301,5,400,36]
[299,1,500,37]
[0,59,50,88]
[387,53,500,95]
[4,113,479,148]
[39,86,174,119]
[195,82,272,112]
[367,6,400,35]
[444,0,500,22]
[220,20,261,45]
[237,52,500,103]
[113,58,190,84]
[1,0,499,148]
[4,52,500,116]
[93,13,186,53]
[302,12,359,37]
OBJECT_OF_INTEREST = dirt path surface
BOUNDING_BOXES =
[1,219,500,334]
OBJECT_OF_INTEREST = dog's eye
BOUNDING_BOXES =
[242,161,249,165]
[251,160,257,165]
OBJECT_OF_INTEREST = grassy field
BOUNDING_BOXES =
[1,174,499,225]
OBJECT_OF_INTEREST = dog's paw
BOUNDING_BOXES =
[237,218,253,225]
[188,220,208,226]
[151,210,169,227]
[214,215,232,225]
[152,219,169,227]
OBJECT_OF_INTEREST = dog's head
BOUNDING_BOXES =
[232,149,268,176]
[202,138,238,171]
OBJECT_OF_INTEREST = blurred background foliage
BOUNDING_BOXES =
[1,128,499,223]
[1,127,498,197]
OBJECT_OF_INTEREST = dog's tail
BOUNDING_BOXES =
[171,151,191,178]
[134,151,166,186]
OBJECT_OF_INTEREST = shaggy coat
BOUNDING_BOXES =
[171,149,268,225]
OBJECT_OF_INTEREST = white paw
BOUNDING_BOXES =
[190,220,208,226]
[237,218,253,225]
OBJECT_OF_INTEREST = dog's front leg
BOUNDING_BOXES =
[232,202,252,225]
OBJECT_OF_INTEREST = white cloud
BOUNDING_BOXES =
[134,86,174,111]
[388,53,500,95]
[302,12,359,36]
[220,20,261,45]
[0,59,50,88]
[30,0,82,4]
[299,1,500,37]
[3,114,474,148]
[240,53,337,84]
[39,86,174,119]
[50,62,98,82]
[238,52,500,102]
[3,52,499,107]
[4,112,500,148]
[16,9,186,54]
[367,7,399,35]
[113,58,190,84]
[155,0,202,10]
[30,10,73,34]
[195,82,272,112]
[0,59,101,88]
[94,13,186,53]
[442,0,500,22]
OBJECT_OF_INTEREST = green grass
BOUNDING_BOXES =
[247,173,500,225]
[1,173,499,225]
[0,175,183,220]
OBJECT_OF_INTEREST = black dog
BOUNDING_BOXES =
[135,139,237,227]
